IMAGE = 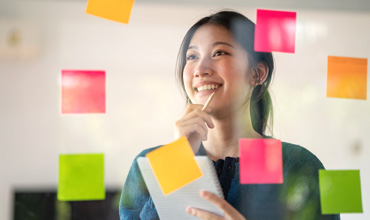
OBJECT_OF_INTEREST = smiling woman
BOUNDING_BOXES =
[119,10,340,220]
[177,11,274,140]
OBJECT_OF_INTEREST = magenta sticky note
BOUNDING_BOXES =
[61,70,106,114]
[254,9,297,53]
[239,139,283,184]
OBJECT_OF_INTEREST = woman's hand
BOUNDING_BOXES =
[175,104,214,153]
[186,191,246,220]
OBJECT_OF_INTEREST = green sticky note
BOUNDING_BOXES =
[319,170,363,214]
[58,153,105,201]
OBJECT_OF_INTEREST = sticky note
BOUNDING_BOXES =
[58,153,105,201]
[61,70,106,114]
[86,0,135,24]
[239,139,283,184]
[319,170,363,214]
[327,56,367,100]
[254,9,297,53]
[146,136,202,195]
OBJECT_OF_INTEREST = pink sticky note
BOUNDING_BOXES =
[239,139,283,184]
[61,70,106,114]
[254,9,297,53]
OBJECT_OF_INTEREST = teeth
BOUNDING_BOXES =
[196,84,220,92]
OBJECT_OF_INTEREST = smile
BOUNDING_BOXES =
[195,84,222,92]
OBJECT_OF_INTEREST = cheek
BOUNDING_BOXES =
[223,65,252,95]
[182,67,193,93]
[183,63,193,77]
[220,65,247,86]
[229,60,251,85]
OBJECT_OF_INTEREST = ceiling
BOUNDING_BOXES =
[4,0,370,12]
[134,0,370,12]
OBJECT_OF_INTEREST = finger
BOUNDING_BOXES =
[182,104,211,115]
[178,123,207,141]
[175,116,213,136]
[181,108,214,129]
[186,207,224,220]
[200,191,244,218]
[177,117,209,134]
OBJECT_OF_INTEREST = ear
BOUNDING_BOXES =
[250,62,269,86]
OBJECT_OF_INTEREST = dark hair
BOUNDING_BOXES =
[175,10,274,136]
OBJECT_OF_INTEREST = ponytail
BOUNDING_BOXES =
[249,52,274,136]
[250,85,273,136]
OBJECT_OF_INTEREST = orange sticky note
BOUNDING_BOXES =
[327,56,368,100]
[146,136,202,195]
[86,0,135,24]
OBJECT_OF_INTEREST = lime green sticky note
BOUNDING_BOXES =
[319,170,363,214]
[58,153,105,201]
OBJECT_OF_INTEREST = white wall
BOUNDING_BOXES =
[0,1,369,219]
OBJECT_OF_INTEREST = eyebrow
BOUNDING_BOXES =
[188,45,198,50]
[187,41,234,50]
[213,41,234,48]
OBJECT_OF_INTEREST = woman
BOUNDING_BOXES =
[119,10,340,220]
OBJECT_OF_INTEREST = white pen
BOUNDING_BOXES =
[201,90,216,111]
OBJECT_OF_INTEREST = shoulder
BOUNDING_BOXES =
[126,145,163,175]
[130,145,163,167]
[124,145,163,184]
[281,141,325,170]
[135,145,162,158]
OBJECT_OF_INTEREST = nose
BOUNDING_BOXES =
[194,57,213,78]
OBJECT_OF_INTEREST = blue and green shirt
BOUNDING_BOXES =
[119,141,340,220]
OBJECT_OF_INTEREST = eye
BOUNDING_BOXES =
[186,54,198,60]
[213,50,229,57]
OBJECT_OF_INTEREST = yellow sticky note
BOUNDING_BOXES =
[86,0,135,24]
[327,56,368,100]
[146,136,202,195]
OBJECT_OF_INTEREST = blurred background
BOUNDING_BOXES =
[0,0,369,219]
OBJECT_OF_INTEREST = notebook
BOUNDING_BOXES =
[137,156,225,220]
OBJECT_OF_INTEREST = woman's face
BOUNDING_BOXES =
[183,24,254,114]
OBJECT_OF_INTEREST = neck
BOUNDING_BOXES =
[202,105,262,161]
